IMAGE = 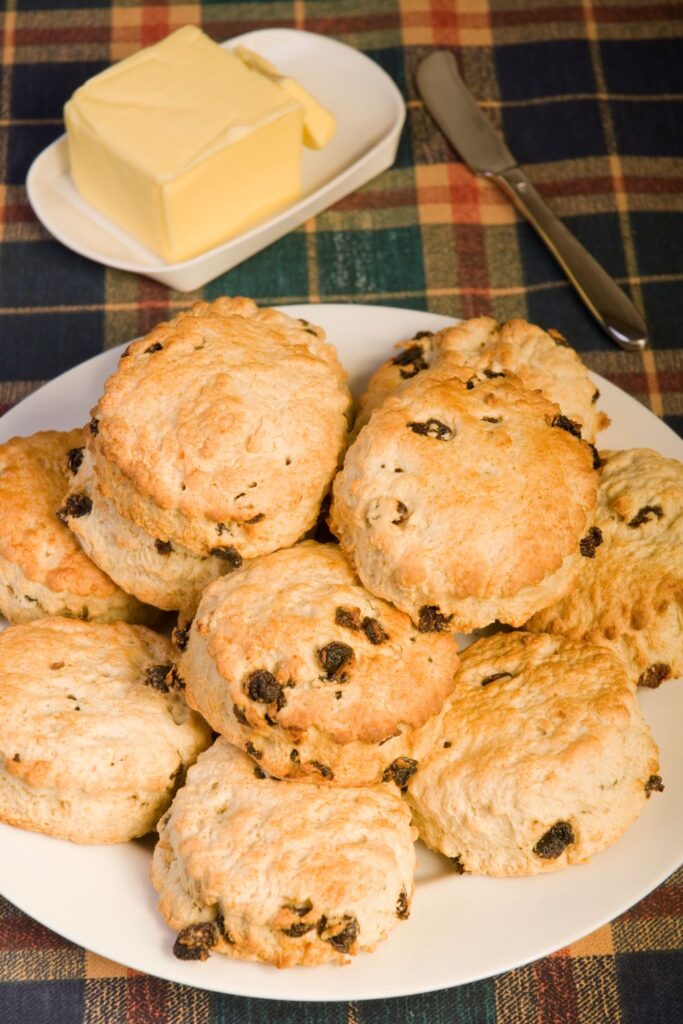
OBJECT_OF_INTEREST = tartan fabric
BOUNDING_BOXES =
[0,0,682,1020]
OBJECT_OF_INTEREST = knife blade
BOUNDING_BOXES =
[416,51,648,351]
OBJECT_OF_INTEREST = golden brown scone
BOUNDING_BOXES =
[527,448,683,687]
[63,447,231,613]
[0,430,154,624]
[151,738,417,966]
[87,296,351,558]
[406,631,662,877]
[0,617,211,843]
[330,362,599,632]
[356,317,609,442]
[178,541,459,786]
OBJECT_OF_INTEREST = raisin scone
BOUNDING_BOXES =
[177,541,459,787]
[406,631,662,877]
[527,448,683,687]
[356,317,609,442]
[330,361,599,633]
[151,738,417,967]
[0,617,211,843]
[61,297,351,611]
[0,430,154,624]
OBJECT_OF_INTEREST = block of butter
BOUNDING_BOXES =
[64,26,335,263]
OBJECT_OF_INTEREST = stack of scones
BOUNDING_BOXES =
[0,297,679,967]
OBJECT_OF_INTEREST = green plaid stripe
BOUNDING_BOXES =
[1,1,682,1019]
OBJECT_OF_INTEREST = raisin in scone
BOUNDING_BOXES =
[406,631,662,877]
[527,448,683,687]
[0,617,211,843]
[330,361,599,633]
[356,317,609,442]
[177,541,459,787]
[61,297,351,611]
[0,430,154,624]
[151,738,416,966]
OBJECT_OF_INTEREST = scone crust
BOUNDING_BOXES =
[0,430,152,623]
[179,541,459,786]
[0,617,211,843]
[356,317,609,442]
[331,363,599,631]
[527,448,683,685]
[151,739,417,966]
[406,631,660,876]
[90,298,351,556]
[64,448,230,613]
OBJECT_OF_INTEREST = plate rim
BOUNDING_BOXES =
[1,303,682,1002]
[25,28,406,276]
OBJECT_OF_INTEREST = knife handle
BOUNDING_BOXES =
[487,166,647,351]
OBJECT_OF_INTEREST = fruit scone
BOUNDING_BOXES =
[0,429,154,624]
[330,359,600,633]
[406,631,662,877]
[355,317,610,442]
[151,738,417,967]
[175,540,460,787]
[0,617,211,843]
[527,448,683,688]
[62,297,352,612]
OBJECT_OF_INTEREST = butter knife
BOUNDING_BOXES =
[416,51,647,351]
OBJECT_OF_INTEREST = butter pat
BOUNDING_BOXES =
[64,27,333,263]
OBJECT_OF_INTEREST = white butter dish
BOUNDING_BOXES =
[26,28,405,292]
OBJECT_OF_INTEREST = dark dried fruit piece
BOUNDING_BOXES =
[533,821,575,859]
[645,774,665,797]
[408,419,454,441]
[396,888,410,919]
[214,913,234,944]
[335,606,361,631]
[362,617,389,645]
[56,494,92,522]
[145,341,163,354]
[414,330,434,340]
[67,447,84,475]
[145,663,172,692]
[392,343,428,379]
[284,899,313,917]
[172,922,218,961]
[450,855,465,874]
[246,670,286,709]
[588,444,602,469]
[483,368,506,379]
[418,605,452,633]
[579,526,603,558]
[551,414,582,439]
[627,504,664,529]
[465,379,475,390]
[88,417,99,435]
[245,741,262,761]
[443,741,452,749]
[638,663,671,688]
[246,513,264,524]
[318,642,354,680]
[392,500,409,525]
[168,667,186,691]
[209,545,242,568]
[231,704,248,726]
[173,626,189,652]
[382,756,418,791]
[281,921,315,937]
[253,765,266,779]
[481,671,512,687]
[322,915,359,954]
[310,761,334,780]
[290,749,300,763]
[155,538,173,555]
[482,416,501,424]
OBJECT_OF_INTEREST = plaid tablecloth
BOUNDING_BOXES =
[1,1,682,1021]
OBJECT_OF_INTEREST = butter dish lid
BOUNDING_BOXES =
[64,26,301,179]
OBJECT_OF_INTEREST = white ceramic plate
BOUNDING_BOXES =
[1,304,682,1002]
[26,30,405,292]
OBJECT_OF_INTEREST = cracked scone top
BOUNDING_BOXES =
[0,617,211,843]
[86,297,351,558]
[0,430,154,625]
[527,448,683,687]
[406,631,662,877]
[356,316,609,443]
[151,738,417,967]
[177,541,460,787]
[330,361,600,632]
